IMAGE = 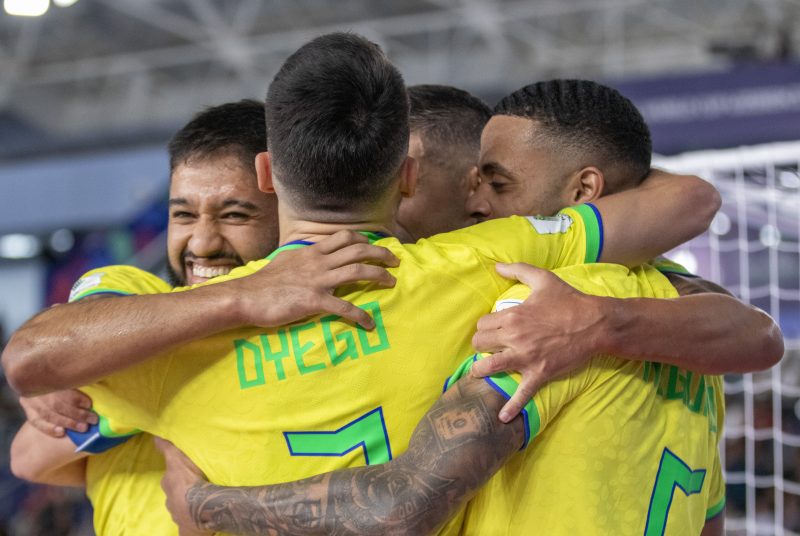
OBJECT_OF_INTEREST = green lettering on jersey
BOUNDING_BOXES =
[235,339,265,389]
[291,322,326,375]
[689,375,706,413]
[705,385,718,433]
[234,302,390,389]
[642,362,717,434]
[320,315,359,365]
[665,366,690,401]
[261,331,290,381]
[356,301,390,355]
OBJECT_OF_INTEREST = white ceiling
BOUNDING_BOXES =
[0,0,797,159]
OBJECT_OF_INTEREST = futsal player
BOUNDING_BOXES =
[9,99,397,535]
[76,99,279,534]
[465,79,783,417]
[11,31,719,536]
[396,84,490,240]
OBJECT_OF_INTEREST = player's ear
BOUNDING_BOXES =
[399,155,418,199]
[256,152,275,194]
[565,166,605,204]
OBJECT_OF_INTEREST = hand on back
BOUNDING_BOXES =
[470,263,602,422]
[231,230,399,330]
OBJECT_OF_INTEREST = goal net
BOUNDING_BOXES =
[655,142,800,535]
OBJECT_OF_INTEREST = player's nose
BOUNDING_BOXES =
[466,182,493,221]
[187,217,225,257]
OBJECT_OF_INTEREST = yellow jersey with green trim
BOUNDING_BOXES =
[78,208,602,535]
[446,266,725,536]
[68,265,177,536]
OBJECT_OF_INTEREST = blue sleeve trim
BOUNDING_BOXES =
[442,375,451,394]
[66,424,133,454]
[585,203,604,262]
[483,376,531,451]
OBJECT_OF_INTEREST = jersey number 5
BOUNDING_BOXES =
[644,447,706,536]
[283,407,393,465]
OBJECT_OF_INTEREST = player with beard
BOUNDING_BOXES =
[10,99,396,535]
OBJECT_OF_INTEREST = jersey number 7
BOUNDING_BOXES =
[644,447,706,536]
[283,407,393,465]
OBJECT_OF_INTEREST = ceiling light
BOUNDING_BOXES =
[0,234,42,259]
[53,0,78,6]
[4,0,49,17]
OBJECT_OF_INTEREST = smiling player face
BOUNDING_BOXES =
[166,153,279,287]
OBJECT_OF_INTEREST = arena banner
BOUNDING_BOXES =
[613,62,800,154]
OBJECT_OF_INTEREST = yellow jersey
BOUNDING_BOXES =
[83,434,174,535]
[446,266,726,536]
[67,265,177,536]
[75,208,602,534]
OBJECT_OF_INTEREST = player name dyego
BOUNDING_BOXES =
[235,301,390,388]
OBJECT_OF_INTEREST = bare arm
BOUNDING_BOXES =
[10,422,89,487]
[601,273,783,373]
[471,263,783,421]
[3,231,399,396]
[593,169,721,266]
[157,376,524,536]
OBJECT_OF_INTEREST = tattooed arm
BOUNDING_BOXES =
[157,376,524,536]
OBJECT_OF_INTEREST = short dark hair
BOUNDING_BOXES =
[265,32,409,213]
[409,84,490,162]
[168,99,266,173]
[494,79,651,192]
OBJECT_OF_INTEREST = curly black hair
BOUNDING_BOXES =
[495,79,651,192]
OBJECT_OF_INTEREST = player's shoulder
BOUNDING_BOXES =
[69,265,169,302]
[555,263,677,299]
[229,258,271,281]
[404,217,540,257]
[173,258,271,293]
[434,215,550,241]
[423,205,598,248]
[216,257,269,281]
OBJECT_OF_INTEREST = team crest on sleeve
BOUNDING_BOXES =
[69,273,104,301]
[525,214,573,234]
[494,299,523,312]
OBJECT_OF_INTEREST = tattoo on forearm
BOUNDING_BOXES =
[428,398,494,453]
[188,378,525,535]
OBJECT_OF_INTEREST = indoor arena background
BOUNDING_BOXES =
[0,1,798,534]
